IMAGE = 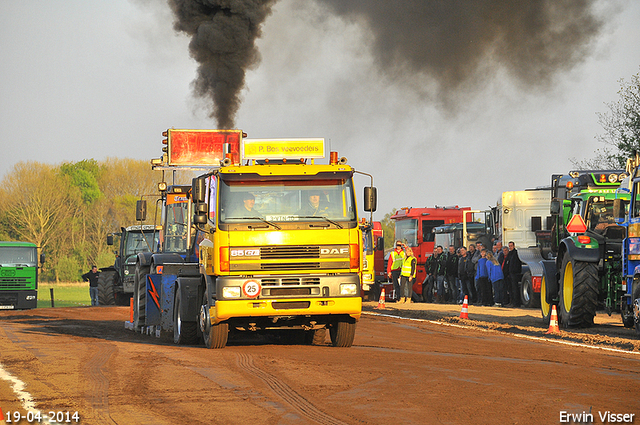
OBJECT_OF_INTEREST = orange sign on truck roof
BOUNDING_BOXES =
[164,129,242,166]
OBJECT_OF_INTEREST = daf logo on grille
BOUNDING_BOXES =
[321,248,348,255]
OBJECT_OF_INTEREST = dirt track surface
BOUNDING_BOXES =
[1,305,639,425]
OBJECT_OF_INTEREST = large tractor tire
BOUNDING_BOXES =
[97,270,118,306]
[540,274,553,326]
[200,290,228,349]
[558,255,599,328]
[133,262,149,329]
[329,319,357,347]
[633,280,640,337]
[520,272,540,309]
[173,289,198,345]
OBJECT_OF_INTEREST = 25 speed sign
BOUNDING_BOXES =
[242,280,261,298]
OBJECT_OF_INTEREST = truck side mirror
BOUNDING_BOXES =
[531,216,542,232]
[39,253,45,264]
[193,202,209,225]
[376,236,384,251]
[192,177,207,203]
[613,199,624,220]
[136,200,147,222]
[364,187,377,212]
[550,200,561,215]
[107,235,114,246]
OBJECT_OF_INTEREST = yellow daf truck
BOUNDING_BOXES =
[193,137,376,348]
[137,131,376,349]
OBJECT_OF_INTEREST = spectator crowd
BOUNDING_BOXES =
[387,240,524,307]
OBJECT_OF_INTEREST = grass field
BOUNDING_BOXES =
[37,282,91,308]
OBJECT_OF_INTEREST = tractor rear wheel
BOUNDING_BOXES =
[97,271,118,306]
[558,255,598,328]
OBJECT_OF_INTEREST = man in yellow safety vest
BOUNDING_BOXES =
[387,241,406,301]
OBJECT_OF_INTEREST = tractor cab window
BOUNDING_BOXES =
[124,232,159,256]
[633,182,640,219]
[585,197,616,234]
[163,195,190,253]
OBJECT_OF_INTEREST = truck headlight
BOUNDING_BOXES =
[222,287,241,298]
[124,269,130,275]
[363,273,373,281]
[340,283,358,295]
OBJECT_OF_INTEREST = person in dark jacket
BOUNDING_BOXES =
[457,247,475,303]
[433,246,447,303]
[506,241,523,307]
[82,265,100,306]
[445,245,459,303]
[423,247,437,302]
[501,246,510,305]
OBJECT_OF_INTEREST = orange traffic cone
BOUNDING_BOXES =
[460,295,469,319]
[375,288,386,309]
[546,304,560,334]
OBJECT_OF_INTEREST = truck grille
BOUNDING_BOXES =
[261,262,320,271]
[272,301,310,310]
[261,277,321,286]
[269,288,312,296]
[0,277,29,288]
[260,246,320,259]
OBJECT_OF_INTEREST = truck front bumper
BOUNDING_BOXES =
[209,296,361,325]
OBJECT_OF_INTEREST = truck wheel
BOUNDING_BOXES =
[520,272,540,309]
[173,289,198,345]
[540,274,553,325]
[558,255,598,328]
[97,271,118,306]
[304,328,326,345]
[200,290,228,349]
[329,319,356,347]
[133,262,149,329]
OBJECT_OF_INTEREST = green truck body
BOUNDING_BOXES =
[0,241,42,310]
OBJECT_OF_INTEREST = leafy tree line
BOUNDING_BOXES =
[573,68,640,169]
[0,158,164,282]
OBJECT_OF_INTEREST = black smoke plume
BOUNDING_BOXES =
[168,0,276,129]
[319,0,604,97]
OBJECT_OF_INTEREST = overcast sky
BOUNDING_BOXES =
[1,0,639,217]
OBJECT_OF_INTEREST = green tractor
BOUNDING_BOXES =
[540,171,632,328]
[98,225,159,306]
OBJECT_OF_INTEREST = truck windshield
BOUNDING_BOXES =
[0,247,37,267]
[219,178,356,224]
[124,233,159,256]
[395,219,418,247]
